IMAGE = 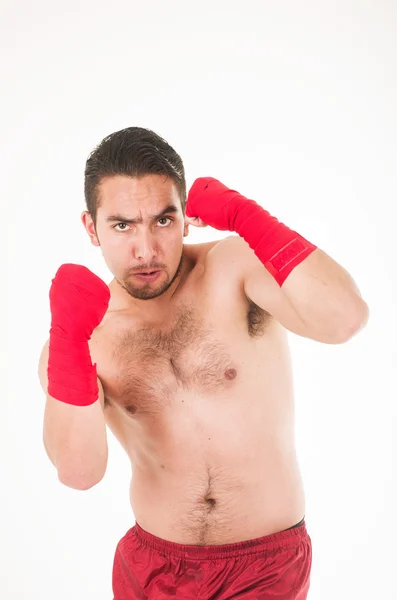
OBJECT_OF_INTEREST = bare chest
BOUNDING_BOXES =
[91,299,270,416]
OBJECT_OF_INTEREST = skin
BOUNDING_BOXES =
[80,173,306,546]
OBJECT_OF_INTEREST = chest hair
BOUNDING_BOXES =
[104,300,269,413]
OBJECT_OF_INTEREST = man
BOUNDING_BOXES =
[38,127,369,599]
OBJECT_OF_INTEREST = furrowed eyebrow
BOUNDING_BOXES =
[105,204,179,225]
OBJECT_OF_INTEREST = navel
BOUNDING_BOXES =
[224,368,237,380]
[205,497,217,508]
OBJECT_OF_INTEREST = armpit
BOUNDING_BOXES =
[246,298,272,338]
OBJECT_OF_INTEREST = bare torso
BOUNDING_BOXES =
[89,238,306,545]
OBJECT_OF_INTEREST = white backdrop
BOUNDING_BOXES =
[2,1,397,598]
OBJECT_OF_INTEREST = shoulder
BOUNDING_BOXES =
[185,235,259,281]
[189,236,249,296]
[184,239,223,261]
[183,237,241,276]
[200,236,275,331]
[203,235,258,274]
[186,234,243,258]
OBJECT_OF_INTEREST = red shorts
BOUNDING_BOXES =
[112,519,312,599]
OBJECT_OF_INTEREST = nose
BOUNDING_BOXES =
[133,229,158,262]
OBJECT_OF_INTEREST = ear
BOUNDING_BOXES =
[81,211,100,247]
[183,219,189,237]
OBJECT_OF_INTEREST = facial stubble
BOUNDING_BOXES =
[118,253,184,300]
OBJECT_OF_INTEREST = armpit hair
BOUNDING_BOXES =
[246,297,272,338]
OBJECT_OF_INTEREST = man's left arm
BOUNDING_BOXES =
[186,177,369,344]
[227,236,368,344]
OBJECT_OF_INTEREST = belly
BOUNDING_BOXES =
[126,404,306,545]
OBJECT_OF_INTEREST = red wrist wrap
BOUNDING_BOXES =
[231,198,317,286]
[48,332,99,406]
[47,264,109,407]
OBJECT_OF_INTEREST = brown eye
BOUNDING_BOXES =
[114,223,129,231]
[158,217,172,227]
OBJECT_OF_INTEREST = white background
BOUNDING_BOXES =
[2,1,397,598]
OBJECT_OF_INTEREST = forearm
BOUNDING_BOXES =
[43,395,108,490]
[280,248,369,340]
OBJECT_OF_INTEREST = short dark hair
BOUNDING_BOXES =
[84,127,187,224]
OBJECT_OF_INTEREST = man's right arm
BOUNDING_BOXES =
[38,339,108,490]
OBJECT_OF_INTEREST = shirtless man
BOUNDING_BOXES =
[38,127,369,599]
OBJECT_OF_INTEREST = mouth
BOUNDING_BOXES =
[133,270,161,282]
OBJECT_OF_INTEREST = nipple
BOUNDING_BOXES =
[224,368,237,380]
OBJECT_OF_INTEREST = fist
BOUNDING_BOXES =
[49,264,110,340]
[186,177,245,231]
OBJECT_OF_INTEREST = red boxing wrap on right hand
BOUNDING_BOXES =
[47,264,110,406]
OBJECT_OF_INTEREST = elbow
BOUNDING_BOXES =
[333,299,370,344]
[58,469,106,490]
[57,455,108,490]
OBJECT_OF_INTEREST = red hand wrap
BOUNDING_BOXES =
[47,264,110,406]
[189,178,317,286]
[232,199,317,286]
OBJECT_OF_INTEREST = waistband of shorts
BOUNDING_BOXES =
[131,519,309,560]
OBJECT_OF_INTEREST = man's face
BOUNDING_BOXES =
[84,174,188,300]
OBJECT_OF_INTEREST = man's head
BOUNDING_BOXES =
[82,127,189,301]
